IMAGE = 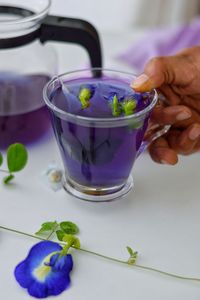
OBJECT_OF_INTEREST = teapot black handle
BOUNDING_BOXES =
[40,15,103,71]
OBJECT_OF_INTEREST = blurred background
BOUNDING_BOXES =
[49,0,200,72]
[51,0,200,32]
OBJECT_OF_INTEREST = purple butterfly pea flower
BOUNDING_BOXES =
[14,241,73,298]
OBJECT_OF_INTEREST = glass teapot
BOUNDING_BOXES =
[0,0,102,148]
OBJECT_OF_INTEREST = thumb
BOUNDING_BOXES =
[131,54,195,92]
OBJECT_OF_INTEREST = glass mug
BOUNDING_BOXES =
[44,69,169,202]
[0,0,102,149]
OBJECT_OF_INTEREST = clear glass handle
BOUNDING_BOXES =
[137,124,171,158]
[137,94,171,158]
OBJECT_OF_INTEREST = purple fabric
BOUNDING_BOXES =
[118,17,200,73]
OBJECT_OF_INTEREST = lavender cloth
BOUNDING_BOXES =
[118,17,200,73]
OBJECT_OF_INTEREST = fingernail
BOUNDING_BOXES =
[176,111,191,121]
[155,148,178,165]
[161,159,170,165]
[131,74,150,89]
[189,127,200,140]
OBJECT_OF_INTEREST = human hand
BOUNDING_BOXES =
[131,46,200,164]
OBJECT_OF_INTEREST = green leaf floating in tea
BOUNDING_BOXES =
[111,94,121,117]
[79,85,95,109]
[121,97,137,116]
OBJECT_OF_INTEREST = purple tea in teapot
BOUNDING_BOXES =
[0,0,102,149]
[0,73,51,148]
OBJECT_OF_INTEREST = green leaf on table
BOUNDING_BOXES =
[126,246,138,265]
[0,152,3,166]
[7,143,28,173]
[56,230,65,241]
[127,246,135,256]
[35,221,58,235]
[3,174,15,184]
[60,221,79,235]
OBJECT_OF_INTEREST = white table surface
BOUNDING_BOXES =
[0,30,200,300]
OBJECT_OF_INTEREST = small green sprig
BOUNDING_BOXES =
[35,220,81,257]
[1,221,200,283]
[126,246,138,265]
[122,98,137,116]
[110,95,137,117]
[79,87,93,109]
[111,94,121,117]
[0,143,28,184]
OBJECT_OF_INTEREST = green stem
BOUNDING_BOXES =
[0,225,45,241]
[133,264,200,282]
[76,247,200,282]
[0,225,199,283]
[76,246,126,264]
[61,237,76,256]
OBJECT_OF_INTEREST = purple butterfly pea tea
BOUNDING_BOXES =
[48,78,152,189]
